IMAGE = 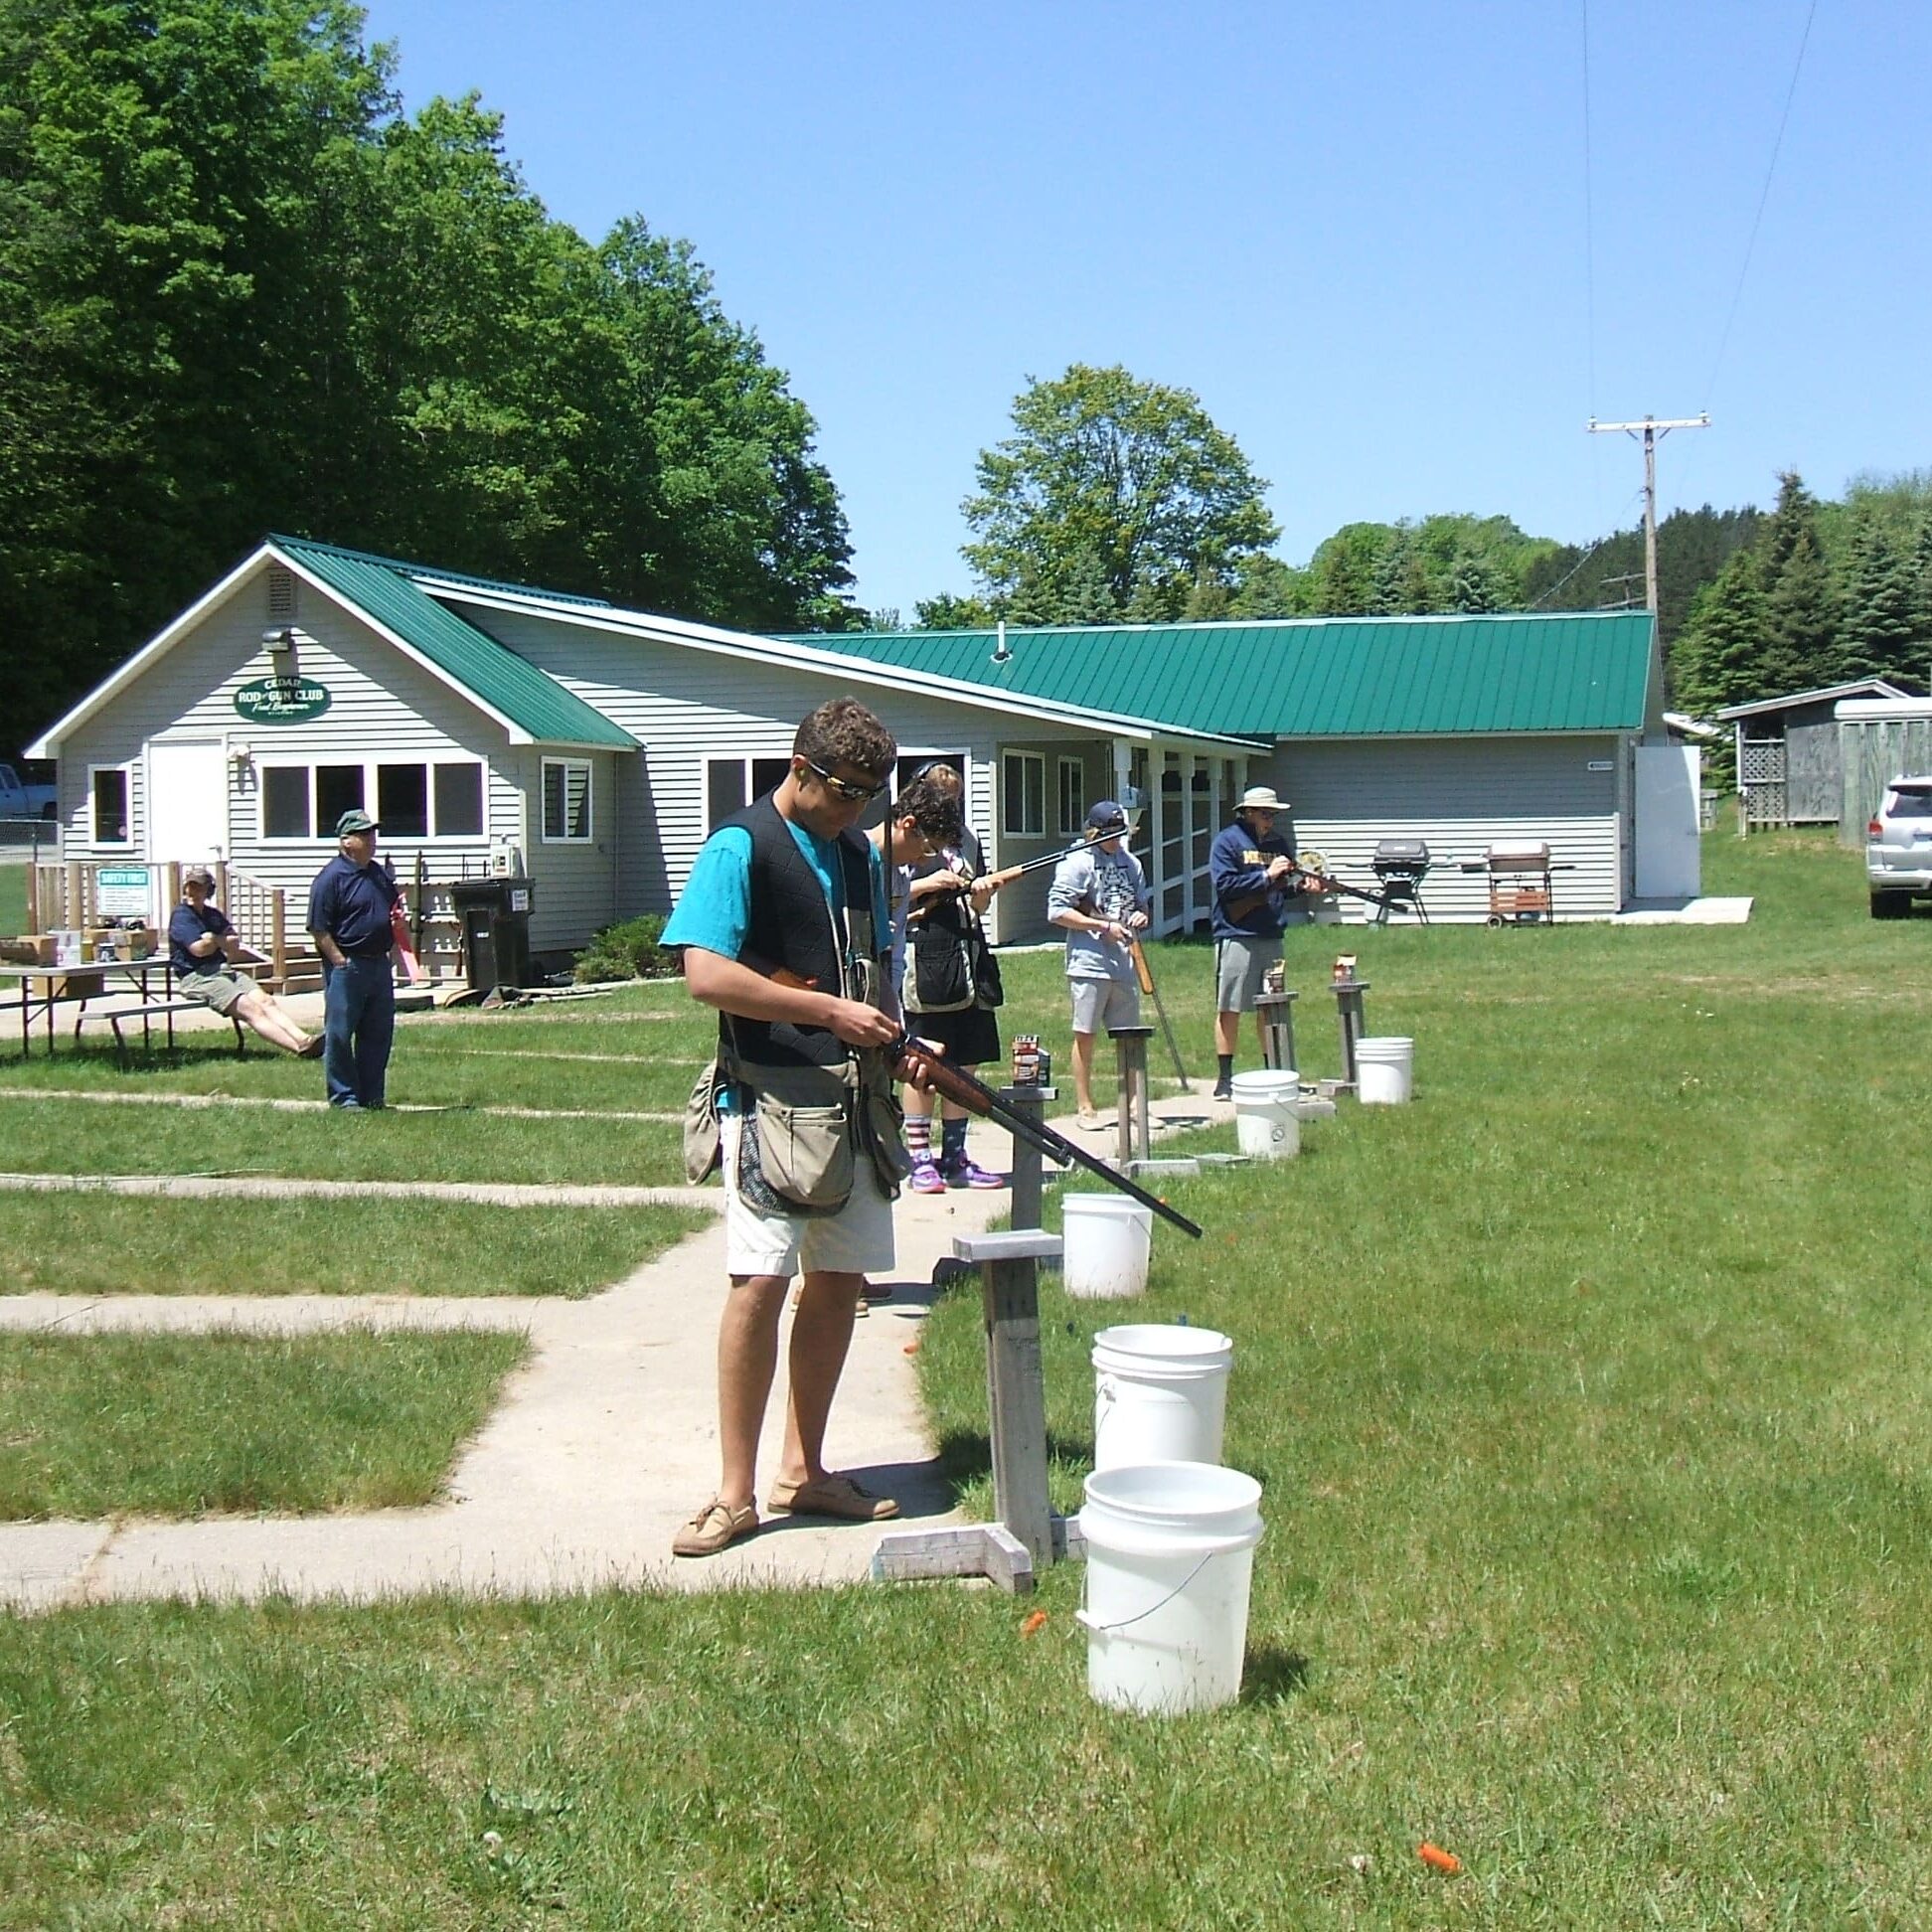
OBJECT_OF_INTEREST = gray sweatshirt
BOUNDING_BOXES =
[1046,844,1150,983]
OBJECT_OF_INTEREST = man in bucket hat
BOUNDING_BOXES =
[306,807,401,1109]
[1208,784,1300,1099]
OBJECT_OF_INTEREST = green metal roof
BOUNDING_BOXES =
[274,537,636,749]
[783,612,1656,739]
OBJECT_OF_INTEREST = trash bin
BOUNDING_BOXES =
[450,878,535,993]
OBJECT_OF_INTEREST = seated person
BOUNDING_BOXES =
[169,867,322,1056]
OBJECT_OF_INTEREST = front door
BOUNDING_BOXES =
[146,739,229,868]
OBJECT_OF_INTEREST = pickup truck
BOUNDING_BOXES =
[0,764,58,820]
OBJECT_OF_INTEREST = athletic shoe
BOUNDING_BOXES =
[1210,1079,1233,1101]
[907,1160,946,1195]
[941,1157,1005,1191]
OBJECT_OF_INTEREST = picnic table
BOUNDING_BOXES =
[0,958,220,1058]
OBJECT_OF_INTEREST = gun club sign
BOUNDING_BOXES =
[234,676,331,724]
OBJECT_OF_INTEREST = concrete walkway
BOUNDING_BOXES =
[0,1092,1233,1612]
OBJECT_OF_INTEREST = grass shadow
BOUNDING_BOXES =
[1239,1646,1311,1705]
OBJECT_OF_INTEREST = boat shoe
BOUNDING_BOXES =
[671,1497,758,1557]
[765,1474,899,1522]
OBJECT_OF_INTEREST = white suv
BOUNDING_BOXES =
[1867,776,1932,917]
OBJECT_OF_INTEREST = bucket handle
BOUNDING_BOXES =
[1076,1548,1220,1635]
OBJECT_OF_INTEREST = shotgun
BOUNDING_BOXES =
[1126,936,1191,1086]
[752,962,1202,1238]
[886,1031,1204,1239]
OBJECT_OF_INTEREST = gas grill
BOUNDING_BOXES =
[1368,839,1431,924]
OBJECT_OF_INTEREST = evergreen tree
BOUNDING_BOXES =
[1838,517,1919,684]
[1759,472,1840,693]
[1669,548,1768,714]
[1451,549,1501,613]
[1369,525,1413,614]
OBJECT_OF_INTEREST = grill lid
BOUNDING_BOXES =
[1371,838,1431,873]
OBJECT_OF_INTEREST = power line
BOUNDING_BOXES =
[1579,0,1604,533]
[1528,486,1647,610]
[1701,0,1820,409]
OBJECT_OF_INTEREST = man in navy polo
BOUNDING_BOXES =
[307,808,400,1109]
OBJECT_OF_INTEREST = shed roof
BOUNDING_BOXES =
[784,612,1656,738]
[1716,677,1910,722]
[274,538,636,749]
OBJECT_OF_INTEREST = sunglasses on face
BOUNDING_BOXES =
[802,757,887,803]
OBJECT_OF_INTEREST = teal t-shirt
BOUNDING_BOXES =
[663,821,890,969]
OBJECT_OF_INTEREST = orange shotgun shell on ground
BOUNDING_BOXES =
[1021,1610,1048,1636]
[1417,1843,1462,1874]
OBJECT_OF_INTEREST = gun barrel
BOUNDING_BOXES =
[893,1035,1202,1238]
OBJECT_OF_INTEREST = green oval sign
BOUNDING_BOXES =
[234,676,332,724]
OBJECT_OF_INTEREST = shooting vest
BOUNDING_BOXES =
[721,792,878,1107]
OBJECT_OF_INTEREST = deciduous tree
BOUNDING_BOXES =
[960,365,1277,624]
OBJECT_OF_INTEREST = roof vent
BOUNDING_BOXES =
[267,566,297,619]
[990,619,1012,665]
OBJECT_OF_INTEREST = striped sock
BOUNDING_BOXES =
[906,1113,933,1163]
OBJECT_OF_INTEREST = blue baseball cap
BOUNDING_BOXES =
[1084,800,1129,834]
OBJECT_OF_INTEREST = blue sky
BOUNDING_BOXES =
[358,0,1930,617]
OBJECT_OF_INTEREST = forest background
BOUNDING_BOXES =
[4,0,1928,762]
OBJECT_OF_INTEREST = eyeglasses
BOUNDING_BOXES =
[802,757,887,803]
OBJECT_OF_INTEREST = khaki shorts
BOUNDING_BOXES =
[1068,977,1141,1035]
[178,968,252,1016]
[721,1114,895,1279]
[1215,934,1282,1012]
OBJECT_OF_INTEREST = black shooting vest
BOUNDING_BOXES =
[720,792,879,1106]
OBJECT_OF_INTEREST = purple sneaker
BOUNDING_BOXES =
[942,1157,1006,1191]
[907,1160,947,1195]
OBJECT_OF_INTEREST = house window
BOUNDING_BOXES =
[543,758,592,842]
[1003,751,1045,837]
[261,766,311,840]
[90,768,129,846]
[1056,756,1084,838]
[257,759,486,840]
[378,764,429,840]
[315,764,365,832]
[704,755,792,832]
[434,761,484,837]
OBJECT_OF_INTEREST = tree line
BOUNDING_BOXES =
[0,0,856,755]
[913,366,1932,714]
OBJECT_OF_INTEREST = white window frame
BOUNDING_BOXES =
[87,764,133,848]
[254,757,489,843]
[1055,756,1085,838]
[704,753,796,834]
[542,757,594,844]
[1003,750,1046,838]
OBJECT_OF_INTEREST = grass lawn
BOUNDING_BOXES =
[0,1329,528,1519]
[0,1195,708,1298]
[2,829,1931,1924]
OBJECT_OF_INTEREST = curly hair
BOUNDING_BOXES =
[894,769,964,847]
[794,698,895,782]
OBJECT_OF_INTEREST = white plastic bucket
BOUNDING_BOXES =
[1092,1323,1233,1471]
[1355,1036,1414,1105]
[1062,1196,1154,1299]
[1230,1069,1300,1160]
[1076,1461,1264,1714]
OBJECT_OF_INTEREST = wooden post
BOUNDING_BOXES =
[1333,976,1370,1090]
[1110,1024,1154,1165]
[1255,989,1298,1073]
[24,863,39,935]
[270,889,286,989]
[164,863,181,918]
[999,1082,1051,1233]
[214,859,229,910]
[65,863,81,933]
[872,1228,1072,1593]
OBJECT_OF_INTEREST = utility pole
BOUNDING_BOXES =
[1587,414,1710,615]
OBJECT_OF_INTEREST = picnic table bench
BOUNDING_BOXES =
[73,996,246,1066]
